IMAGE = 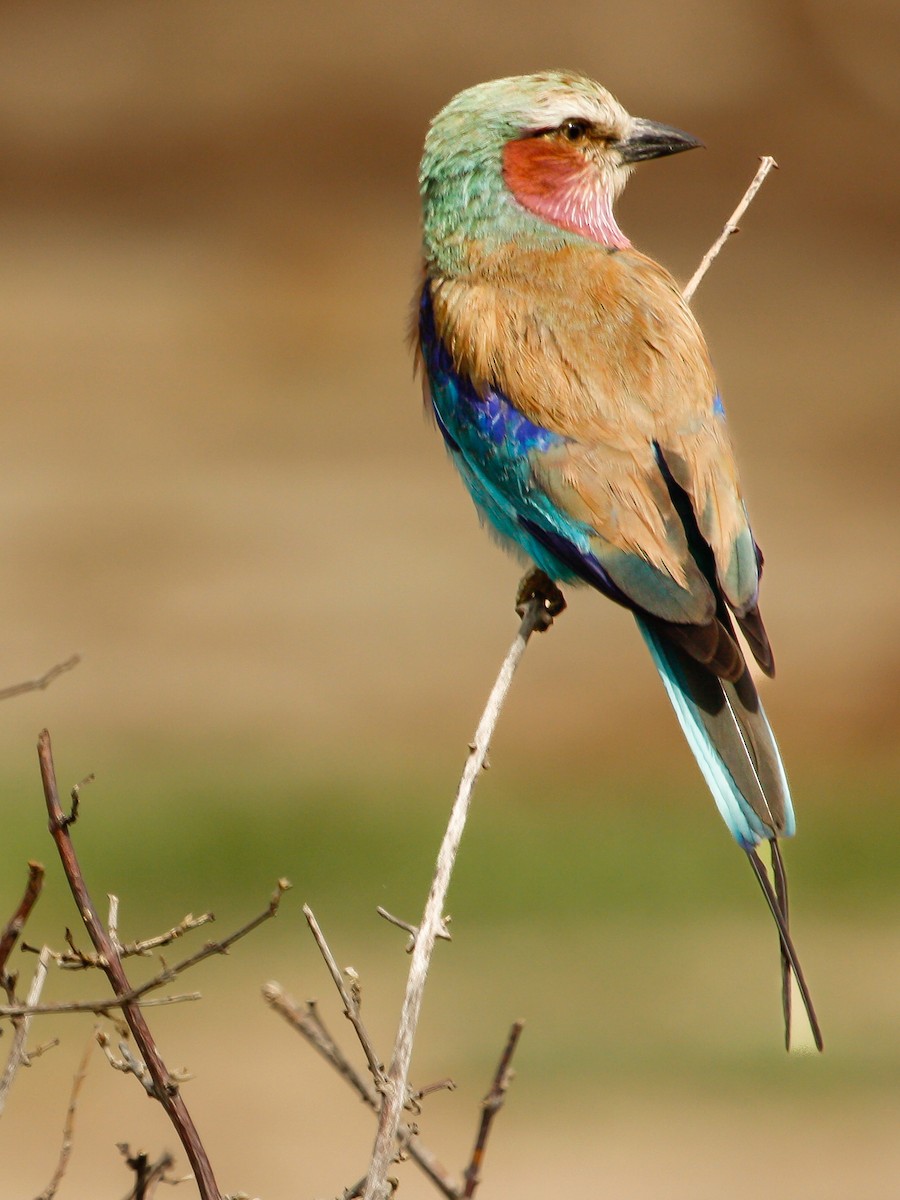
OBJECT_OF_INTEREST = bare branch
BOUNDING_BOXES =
[682,155,778,303]
[362,596,554,1200]
[0,945,52,1113]
[36,910,217,971]
[376,908,418,952]
[303,905,386,1089]
[118,1145,177,1200]
[461,1021,524,1198]
[412,1078,455,1103]
[35,1029,96,1200]
[0,992,202,1019]
[0,654,80,702]
[37,729,223,1200]
[394,1132,455,1200]
[264,984,459,1198]
[0,861,44,978]
[99,1031,191,1094]
[121,911,216,958]
[376,906,451,953]
[108,894,122,956]
[264,985,378,1107]
[20,1035,59,1061]
[6,885,285,1019]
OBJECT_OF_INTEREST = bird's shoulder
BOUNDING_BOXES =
[422,243,760,617]
[426,242,715,443]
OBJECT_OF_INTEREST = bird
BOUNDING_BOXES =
[414,71,821,1051]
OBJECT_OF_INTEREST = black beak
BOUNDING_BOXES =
[619,118,703,163]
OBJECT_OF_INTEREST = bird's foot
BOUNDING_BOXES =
[515,568,566,632]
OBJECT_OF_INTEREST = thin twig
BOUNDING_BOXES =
[8,882,287,1018]
[32,910,217,971]
[0,861,44,978]
[0,991,202,1019]
[108,894,122,956]
[375,908,417,952]
[36,1028,96,1200]
[362,597,552,1200]
[413,1077,455,1102]
[395,1130,455,1200]
[118,1145,176,1200]
[263,984,458,1198]
[37,729,223,1200]
[682,155,778,303]
[98,1032,194,1095]
[0,946,52,1113]
[303,906,386,1089]
[0,654,80,702]
[461,1021,524,1198]
[264,986,378,1107]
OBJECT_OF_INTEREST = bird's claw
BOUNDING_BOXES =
[515,568,566,631]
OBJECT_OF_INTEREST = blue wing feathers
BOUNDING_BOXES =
[638,615,794,847]
[420,284,793,847]
[420,285,596,580]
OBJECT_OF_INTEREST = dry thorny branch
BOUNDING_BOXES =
[23,909,216,972]
[265,980,524,1200]
[1,159,775,1198]
[1,731,289,1199]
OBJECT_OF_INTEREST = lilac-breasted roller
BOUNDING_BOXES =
[414,72,821,1051]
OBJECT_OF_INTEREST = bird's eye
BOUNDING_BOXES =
[559,119,590,141]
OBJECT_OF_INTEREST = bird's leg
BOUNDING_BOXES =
[515,567,566,632]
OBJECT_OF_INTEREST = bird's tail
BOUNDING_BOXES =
[636,614,823,1052]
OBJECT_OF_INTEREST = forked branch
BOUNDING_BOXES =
[37,729,222,1200]
[265,983,524,1199]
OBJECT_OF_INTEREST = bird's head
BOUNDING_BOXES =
[420,71,701,273]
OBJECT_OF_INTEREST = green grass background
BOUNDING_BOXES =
[6,752,897,1087]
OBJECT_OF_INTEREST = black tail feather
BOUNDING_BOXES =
[770,840,793,1049]
[747,844,823,1052]
[736,603,776,677]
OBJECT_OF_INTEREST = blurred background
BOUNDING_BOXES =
[0,2,897,1196]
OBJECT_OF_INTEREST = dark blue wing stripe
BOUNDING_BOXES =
[516,516,635,610]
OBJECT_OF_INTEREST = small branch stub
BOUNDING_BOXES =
[303,905,386,1090]
[0,861,45,979]
[682,155,777,303]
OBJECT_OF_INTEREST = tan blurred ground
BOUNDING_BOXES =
[0,2,898,1197]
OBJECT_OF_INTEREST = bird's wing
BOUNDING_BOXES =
[424,244,772,674]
